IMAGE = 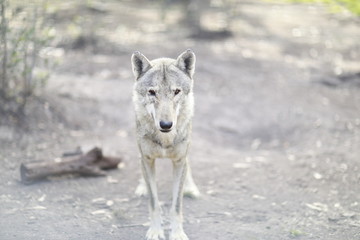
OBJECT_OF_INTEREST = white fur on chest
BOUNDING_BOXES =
[138,126,189,160]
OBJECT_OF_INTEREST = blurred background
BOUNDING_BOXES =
[0,0,359,239]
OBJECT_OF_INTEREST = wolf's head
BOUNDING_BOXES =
[132,50,195,133]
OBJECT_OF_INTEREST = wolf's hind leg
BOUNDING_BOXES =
[135,177,148,197]
[183,160,200,199]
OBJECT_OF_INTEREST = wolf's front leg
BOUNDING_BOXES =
[141,158,164,240]
[170,158,189,240]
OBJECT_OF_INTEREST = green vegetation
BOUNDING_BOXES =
[289,229,305,237]
[284,0,360,15]
[0,0,54,116]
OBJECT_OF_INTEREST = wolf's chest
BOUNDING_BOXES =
[142,132,188,159]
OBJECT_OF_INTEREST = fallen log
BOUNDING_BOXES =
[20,147,121,184]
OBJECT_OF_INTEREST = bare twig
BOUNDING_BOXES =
[25,6,39,100]
[0,0,8,98]
[117,224,146,228]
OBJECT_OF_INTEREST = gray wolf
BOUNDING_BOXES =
[131,50,200,240]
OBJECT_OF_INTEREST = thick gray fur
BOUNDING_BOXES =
[132,50,200,240]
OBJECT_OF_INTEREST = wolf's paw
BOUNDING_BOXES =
[183,184,200,199]
[169,229,189,240]
[135,180,148,197]
[146,227,165,240]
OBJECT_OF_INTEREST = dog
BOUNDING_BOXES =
[131,50,200,240]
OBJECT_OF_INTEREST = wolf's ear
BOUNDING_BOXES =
[131,51,152,80]
[175,49,196,78]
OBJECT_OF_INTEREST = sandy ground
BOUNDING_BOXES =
[0,1,359,239]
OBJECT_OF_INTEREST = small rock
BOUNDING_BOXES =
[328,215,340,222]
[252,194,266,200]
[287,154,296,161]
[245,157,252,163]
[107,176,119,184]
[38,194,46,202]
[223,212,232,217]
[117,162,125,169]
[251,139,261,150]
[355,119,360,126]
[342,211,356,218]
[206,189,216,196]
[321,97,329,106]
[306,202,328,212]
[313,172,323,180]
[116,130,128,138]
[233,163,250,169]
[31,205,47,210]
[92,198,106,204]
[115,198,129,203]
[91,209,108,215]
[315,119,322,127]
[253,156,267,163]
[208,180,215,185]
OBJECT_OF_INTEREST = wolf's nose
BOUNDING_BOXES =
[159,120,173,130]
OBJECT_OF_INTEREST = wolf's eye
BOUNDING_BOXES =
[174,89,181,95]
[148,90,156,96]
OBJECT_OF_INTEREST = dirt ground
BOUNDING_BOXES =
[1,1,360,239]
